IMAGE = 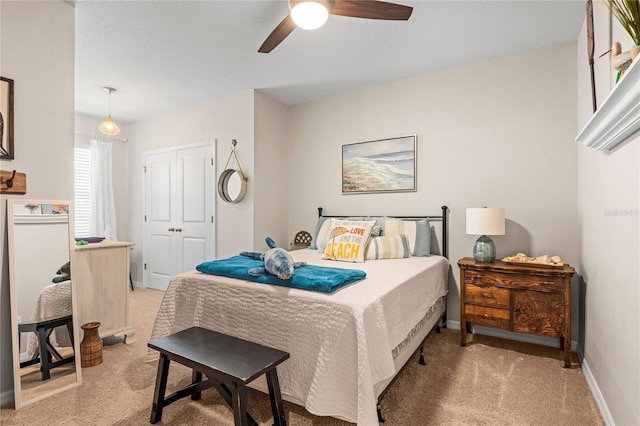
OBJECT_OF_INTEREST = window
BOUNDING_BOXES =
[74,145,91,237]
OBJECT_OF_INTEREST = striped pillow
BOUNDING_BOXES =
[365,234,411,260]
[385,218,431,256]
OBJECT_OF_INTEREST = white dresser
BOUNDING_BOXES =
[73,240,135,343]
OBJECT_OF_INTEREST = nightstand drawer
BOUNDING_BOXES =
[464,305,510,330]
[465,270,564,291]
[465,283,510,307]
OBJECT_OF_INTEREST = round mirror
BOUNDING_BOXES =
[217,169,247,203]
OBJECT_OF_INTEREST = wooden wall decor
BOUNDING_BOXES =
[1,169,27,194]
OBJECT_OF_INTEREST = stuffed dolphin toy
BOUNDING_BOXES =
[240,237,307,280]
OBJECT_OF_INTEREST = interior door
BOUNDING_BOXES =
[144,150,177,291]
[144,143,215,291]
[176,145,215,273]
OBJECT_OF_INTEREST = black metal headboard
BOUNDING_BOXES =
[317,206,449,259]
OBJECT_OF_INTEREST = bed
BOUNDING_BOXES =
[149,207,450,425]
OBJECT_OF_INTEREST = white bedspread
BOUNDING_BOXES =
[150,250,448,425]
[25,280,73,360]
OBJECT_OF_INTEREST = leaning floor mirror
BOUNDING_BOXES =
[7,199,81,409]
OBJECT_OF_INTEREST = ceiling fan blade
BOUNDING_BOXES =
[329,0,413,20]
[259,15,297,53]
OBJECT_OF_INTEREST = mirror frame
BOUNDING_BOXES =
[217,168,247,203]
[7,199,82,409]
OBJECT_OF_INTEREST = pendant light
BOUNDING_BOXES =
[99,87,120,136]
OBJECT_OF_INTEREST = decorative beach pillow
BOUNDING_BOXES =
[385,218,431,256]
[346,216,387,235]
[323,219,376,263]
[365,234,411,260]
[317,221,381,254]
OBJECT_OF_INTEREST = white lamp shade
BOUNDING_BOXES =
[290,0,329,29]
[466,208,505,236]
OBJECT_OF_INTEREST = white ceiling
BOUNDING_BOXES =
[74,1,586,125]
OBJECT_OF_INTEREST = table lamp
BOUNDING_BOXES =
[466,207,505,262]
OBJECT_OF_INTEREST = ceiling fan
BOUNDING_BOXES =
[258,0,413,53]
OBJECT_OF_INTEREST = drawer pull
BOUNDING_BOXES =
[481,314,492,319]
[481,293,494,299]
[539,281,555,285]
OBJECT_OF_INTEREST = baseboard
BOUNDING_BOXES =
[0,389,14,408]
[581,359,614,425]
[446,320,578,352]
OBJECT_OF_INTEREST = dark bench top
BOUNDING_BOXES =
[148,327,290,384]
[19,314,73,331]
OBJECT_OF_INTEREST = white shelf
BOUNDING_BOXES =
[576,57,640,152]
[14,214,69,224]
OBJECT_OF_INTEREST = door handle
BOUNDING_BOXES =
[168,227,175,232]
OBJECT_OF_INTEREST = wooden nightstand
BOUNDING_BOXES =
[458,257,575,367]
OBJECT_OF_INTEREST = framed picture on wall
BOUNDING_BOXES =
[342,135,417,194]
[1,76,14,160]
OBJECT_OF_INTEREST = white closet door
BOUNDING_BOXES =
[176,145,214,274]
[144,150,178,291]
[144,142,215,291]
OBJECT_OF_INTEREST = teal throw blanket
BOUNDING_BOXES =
[196,255,366,293]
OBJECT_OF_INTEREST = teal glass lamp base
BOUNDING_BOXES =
[473,235,496,262]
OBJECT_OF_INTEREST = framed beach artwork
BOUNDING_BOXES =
[342,135,416,194]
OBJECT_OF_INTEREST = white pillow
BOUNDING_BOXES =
[322,219,376,263]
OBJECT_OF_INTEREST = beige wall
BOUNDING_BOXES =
[0,0,75,401]
[124,91,255,282]
[253,92,290,249]
[576,18,640,426]
[288,42,579,333]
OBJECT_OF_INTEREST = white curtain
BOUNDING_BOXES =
[90,137,117,239]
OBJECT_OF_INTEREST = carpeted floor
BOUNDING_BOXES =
[1,287,603,425]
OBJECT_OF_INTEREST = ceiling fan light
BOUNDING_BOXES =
[99,116,120,136]
[290,0,329,30]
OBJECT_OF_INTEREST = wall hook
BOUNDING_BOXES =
[5,169,16,188]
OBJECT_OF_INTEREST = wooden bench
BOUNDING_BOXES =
[147,326,289,426]
[18,314,75,381]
